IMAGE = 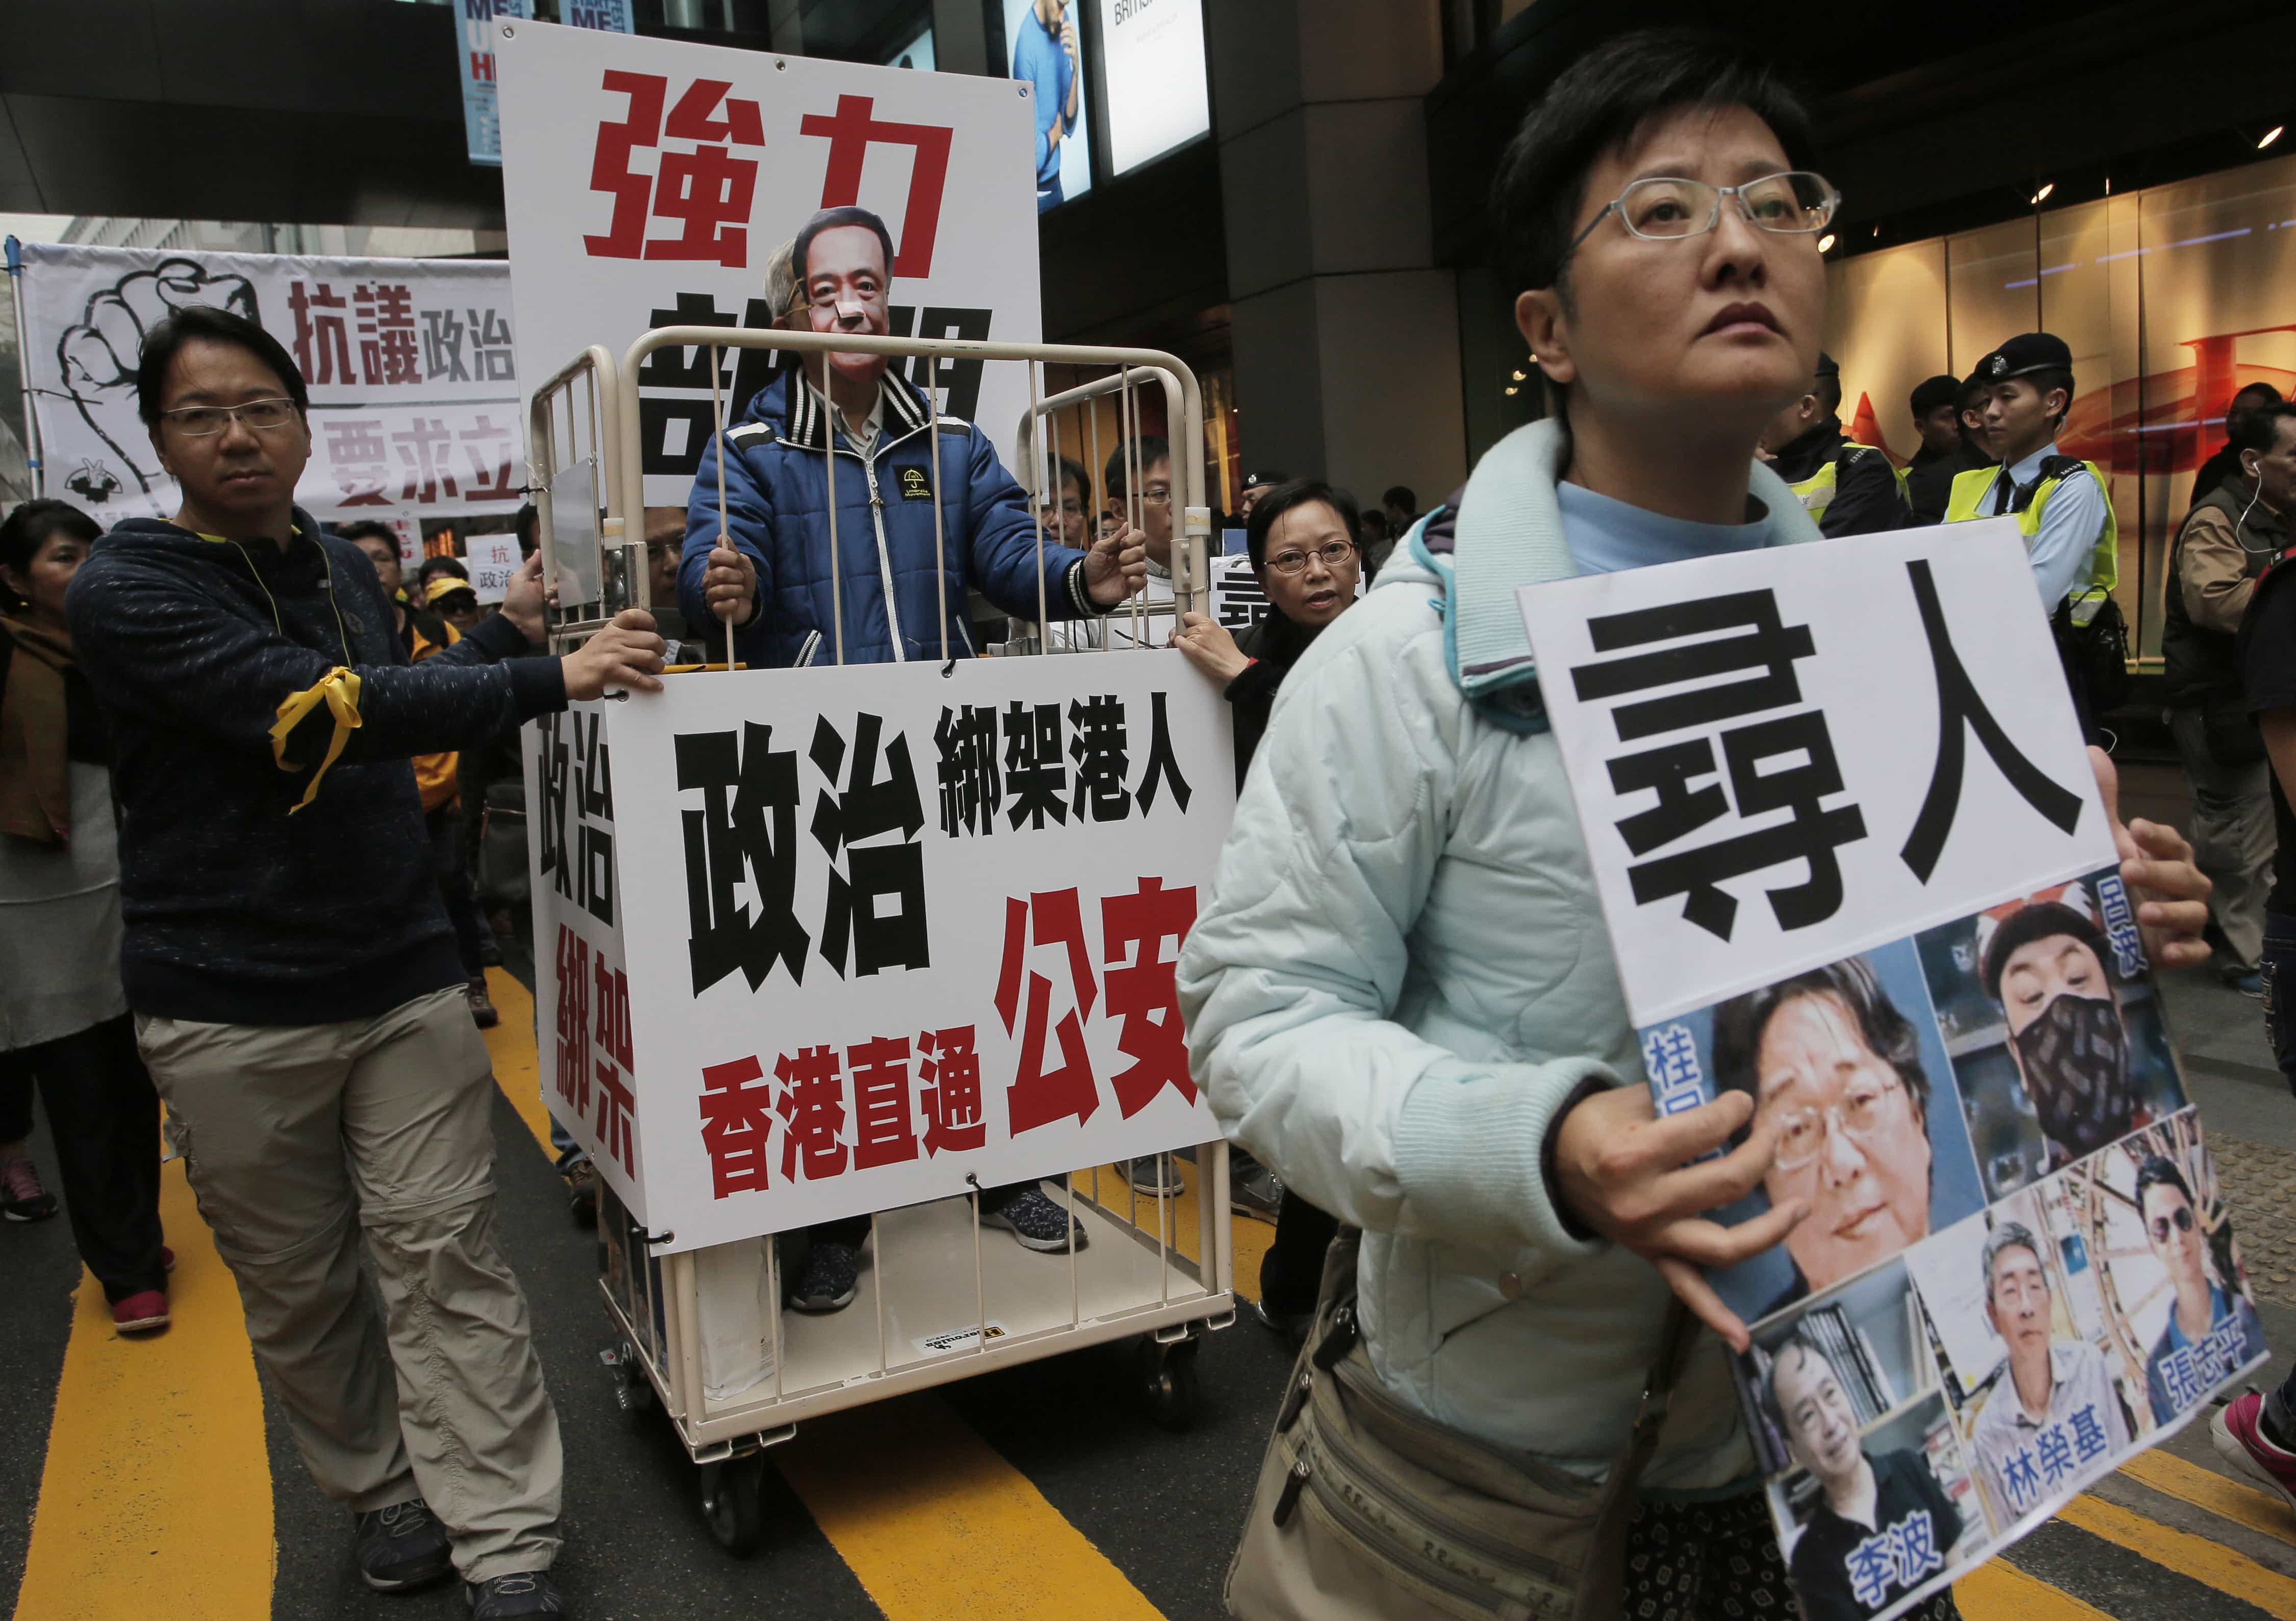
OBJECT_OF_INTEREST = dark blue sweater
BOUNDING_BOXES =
[66,512,565,1025]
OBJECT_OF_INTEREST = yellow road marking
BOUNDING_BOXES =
[1083,1156,1271,1304]
[2122,1446,2295,1544]
[12,1159,273,1621]
[484,965,556,1155]
[775,1394,1166,1620]
[1955,1557,2114,1619]
[2058,1490,2296,1617]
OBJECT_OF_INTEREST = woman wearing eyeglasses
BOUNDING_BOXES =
[1180,30,2208,1619]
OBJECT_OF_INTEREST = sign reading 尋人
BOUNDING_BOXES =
[494,20,1043,504]
[527,653,1234,1254]
[1518,522,2266,1621]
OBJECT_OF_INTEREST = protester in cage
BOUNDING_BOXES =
[66,303,666,1618]
[1965,1219,2130,1527]
[344,523,498,1030]
[680,205,1146,1309]
[2134,1154,2264,1425]
[1179,31,2208,1619]
[0,498,170,1329]
[1904,373,1991,526]
[1757,352,1910,536]
[2160,401,2293,996]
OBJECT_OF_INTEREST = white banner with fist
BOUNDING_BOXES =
[12,240,521,526]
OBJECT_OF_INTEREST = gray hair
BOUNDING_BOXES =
[1980,1220,2047,1304]
[761,236,803,324]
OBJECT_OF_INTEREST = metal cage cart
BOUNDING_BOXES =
[525,327,1236,1557]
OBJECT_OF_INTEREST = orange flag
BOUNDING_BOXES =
[1847,391,1906,466]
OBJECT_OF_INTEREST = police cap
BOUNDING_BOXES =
[1976,333,2074,383]
[1909,374,1961,416]
[1240,470,1290,493]
[1814,352,1840,381]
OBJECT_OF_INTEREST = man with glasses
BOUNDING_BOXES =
[66,305,666,1617]
[1966,1220,2129,1526]
[2136,1154,2264,1424]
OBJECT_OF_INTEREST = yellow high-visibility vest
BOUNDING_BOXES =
[1945,458,2118,624]
[1786,443,1906,526]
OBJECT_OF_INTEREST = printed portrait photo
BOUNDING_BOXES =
[1738,1260,1986,1621]
[2071,1113,2268,1431]
[1903,1191,2140,1536]
[1638,942,1988,1325]
[1915,868,2185,1200]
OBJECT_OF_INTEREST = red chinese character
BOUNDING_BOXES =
[646,79,765,266]
[1101,878,1199,1117]
[595,1058,636,1176]
[592,957,633,1070]
[584,70,667,259]
[353,283,421,387]
[323,418,392,506]
[554,926,591,1113]
[994,892,1099,1134]
[917,1026,986,1156]
[775,1044,848,1181]
[458,415,520,502]
[289,281,354,386]
[697,1055,774,1199]
[847,1036,918,1170]
[798,94,954,278]
[392,417,460,504]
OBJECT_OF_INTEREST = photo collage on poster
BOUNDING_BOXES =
[1637,865,2268,1621]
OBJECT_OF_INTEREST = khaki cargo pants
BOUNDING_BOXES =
[138,985,562,1582]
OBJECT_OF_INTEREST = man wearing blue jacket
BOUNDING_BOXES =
[69,306,663,1619]
[681,205,1144,668]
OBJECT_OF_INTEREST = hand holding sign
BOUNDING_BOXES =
[1083,521,1149,609]
[2086,745,2211,970]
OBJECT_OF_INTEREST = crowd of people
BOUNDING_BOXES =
[5,22,2288,1621]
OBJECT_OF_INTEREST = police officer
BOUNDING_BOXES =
[1946,332,2123,733]
[1758,352,1910,537]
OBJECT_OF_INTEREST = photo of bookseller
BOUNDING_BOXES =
[2133,1153,2265,1424]
[1966,1220,2131,1529]
[1763,1335,1965,1621]
[1713,957,1973,1315]
[1978,888,2182,1167]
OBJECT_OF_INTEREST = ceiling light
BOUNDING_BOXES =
[2263,126,2285,150]
[1503,386,1519,396]
[2031,183,2054,205]
[1511,369,1526,381]
[1816,233,1836,253]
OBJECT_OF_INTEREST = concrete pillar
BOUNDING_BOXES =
[1207,0,1464,508]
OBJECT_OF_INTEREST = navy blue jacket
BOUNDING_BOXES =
[678,369,1096,668]
[67,513,565,1025]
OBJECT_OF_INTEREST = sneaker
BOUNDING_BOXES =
[354,1499,453,1593]
[112,1290,170,1334]
[564,1160,598,1230]
[479,936,504,969]
[788,1240,859,1312]
[467,978,502,1029]
[1127,1154,1177,1197]
[2222,961,2266,998]
[1232,1162,1284,1222]
[1253,1296,1313,1350]
[0,1156,58,1222]
[466,1571,565,1616]
[2213,1391,2296,1515]
[981,1186,1089,1253]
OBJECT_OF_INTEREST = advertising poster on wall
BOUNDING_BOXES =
[496,19,1045,511]
[12,241,520,525]
[1518,522,2266,1620]
[525,654,1235,1253]
[1095,0,1210,178]
[1003,0,1092,210]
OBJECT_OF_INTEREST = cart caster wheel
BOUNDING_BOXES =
[700,1453,767,1557]
[607,1341,655,1415]
[1137,1337,1201,1432]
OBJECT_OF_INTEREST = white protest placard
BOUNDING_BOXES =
[527,653,1234,1253]
[1519,523,2265,1621]
[1516,519,2116,1027]
[466,535,524,603]
[495,20,1042,508]
[1206,554,1269,632]
[12,242,521,527]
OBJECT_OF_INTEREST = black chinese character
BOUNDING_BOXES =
[539,713,573,903]
[934,703,1002,837]
[675,722,810,994]
[636,291,784,477]
[1067,695,1132,823]
[1898,559,2085,881]
[574,713,615,926]
[1573,590,1816,741]
[1003,701,1067,830]
[1134,691,1193,814]
[810,714,929,978]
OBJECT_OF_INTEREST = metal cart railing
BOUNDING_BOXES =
[525,326,1236,1556]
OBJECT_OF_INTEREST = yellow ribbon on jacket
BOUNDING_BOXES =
[269,667,363,813]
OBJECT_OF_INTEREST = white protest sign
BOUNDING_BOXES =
[1205,553,1362,636]
[466,535,524,603]
[1516,520,2116,1027]
[495,20,1042,509]
[527,653,1234,1252]
[12,241,519,526]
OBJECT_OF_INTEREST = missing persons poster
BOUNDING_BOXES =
[1518,520,2267,1621]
